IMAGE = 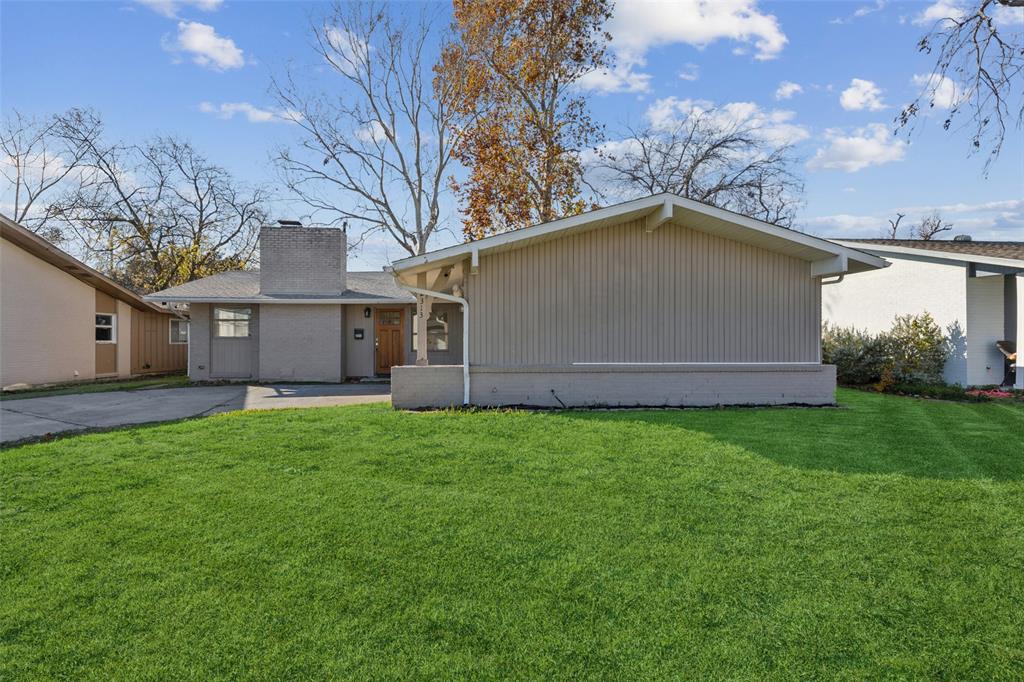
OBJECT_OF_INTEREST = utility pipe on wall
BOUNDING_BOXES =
[392,278,471,405]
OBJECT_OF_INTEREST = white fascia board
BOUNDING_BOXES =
[833,241,1024,270]
[143,296,414,305]
[810,253,848,277]
[391,193,887,274]
[645,199,673,232]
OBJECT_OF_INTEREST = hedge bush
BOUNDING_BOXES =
[821,325,888,385]
[822,313,951,387]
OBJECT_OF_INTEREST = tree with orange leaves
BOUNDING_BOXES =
[440,0,613,240]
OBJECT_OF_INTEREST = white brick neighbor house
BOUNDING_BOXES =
[822,239,1024,388]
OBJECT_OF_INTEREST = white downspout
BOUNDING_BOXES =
[391,275,471,406]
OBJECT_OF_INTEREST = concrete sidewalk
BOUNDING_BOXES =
[0,383,390,445]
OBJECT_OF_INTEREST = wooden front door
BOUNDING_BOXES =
[375,308,405,375]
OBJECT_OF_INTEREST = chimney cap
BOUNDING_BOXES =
[276,219,303,228]
[953,234,972,242]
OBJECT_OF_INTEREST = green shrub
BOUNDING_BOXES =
[822,324,888,385]
[886,382,987,402]
[884,313,951,384]
[823,313,951,387]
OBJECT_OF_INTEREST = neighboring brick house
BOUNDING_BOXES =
[1,214,187,389]
[147,225,458,381]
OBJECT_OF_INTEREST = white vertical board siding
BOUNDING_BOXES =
[469,218,821,366]
[965,275,1006,386]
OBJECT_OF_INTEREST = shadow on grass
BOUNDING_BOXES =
[546,390,1024,482]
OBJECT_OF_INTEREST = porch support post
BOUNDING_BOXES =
[415,272,431,366]
[1016,274,1023,389]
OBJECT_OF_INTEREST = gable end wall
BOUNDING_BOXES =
[467,218,822,367]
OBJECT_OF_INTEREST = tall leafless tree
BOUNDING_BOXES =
[0,108,99,239]
[594,111,804,227]
[914,211,954,240]
[900,0,1024,170]
[49,115,267,293]
[272,1,460,257]
[885,212,906,238]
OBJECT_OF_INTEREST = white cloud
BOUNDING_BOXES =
[578,0,787,94]
[804,214,881,235]
[355,120,387,143]
[165,21,244,70]
[912,0,966,26]
[577,62,652,94]
[831,0,887,24]
[994,3,1024,26]
[323,26,369,74]
[775,81,803,100]
[840,78,887,111]
[678,63,700,81]
[807,123,907,172]
[911,73,961,109]
[198,101,300,123]
[805,198,1024,239]
[137,0,222,18]
[646,97,810,146]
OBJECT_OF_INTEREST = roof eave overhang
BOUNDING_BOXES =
[2,214,172,314]
[834,241,1024,271]
[391,193,888,277]
[144,296,415,305]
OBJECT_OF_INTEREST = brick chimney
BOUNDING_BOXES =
[259,224,346,295]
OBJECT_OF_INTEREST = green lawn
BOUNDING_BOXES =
[0,373,189,401]
[2,390,1023,679]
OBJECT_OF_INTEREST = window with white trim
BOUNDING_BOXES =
[95,314,116,343]
[412,310,449,352]
[214,307,252,338]
[169,319,189,344]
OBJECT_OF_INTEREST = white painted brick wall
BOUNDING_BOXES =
[393,364,836,409]
[259,227,346,294]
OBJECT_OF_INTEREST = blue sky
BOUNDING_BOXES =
[2,0,1022,269]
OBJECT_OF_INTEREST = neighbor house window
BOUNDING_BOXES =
[169,319,189,344]
[412,310,449,352]
[214,307,252,338]
[95,314,116,343]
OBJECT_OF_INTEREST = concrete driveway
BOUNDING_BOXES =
[0,383,390,445]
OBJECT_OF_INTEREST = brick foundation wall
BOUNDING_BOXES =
[393,364,837,409]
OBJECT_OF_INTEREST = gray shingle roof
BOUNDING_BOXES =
[840,239,1024,262]
[148,270,414,302]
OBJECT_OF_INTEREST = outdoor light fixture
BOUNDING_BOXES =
[363,307,371,318]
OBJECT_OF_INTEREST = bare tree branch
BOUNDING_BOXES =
[0,108,99,239]
[593,111,804,228]
[899,0,1024,171]
[47,115,267,293]
[885,213,906,238]
[271,1,458,257]
[914,211,954,240]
